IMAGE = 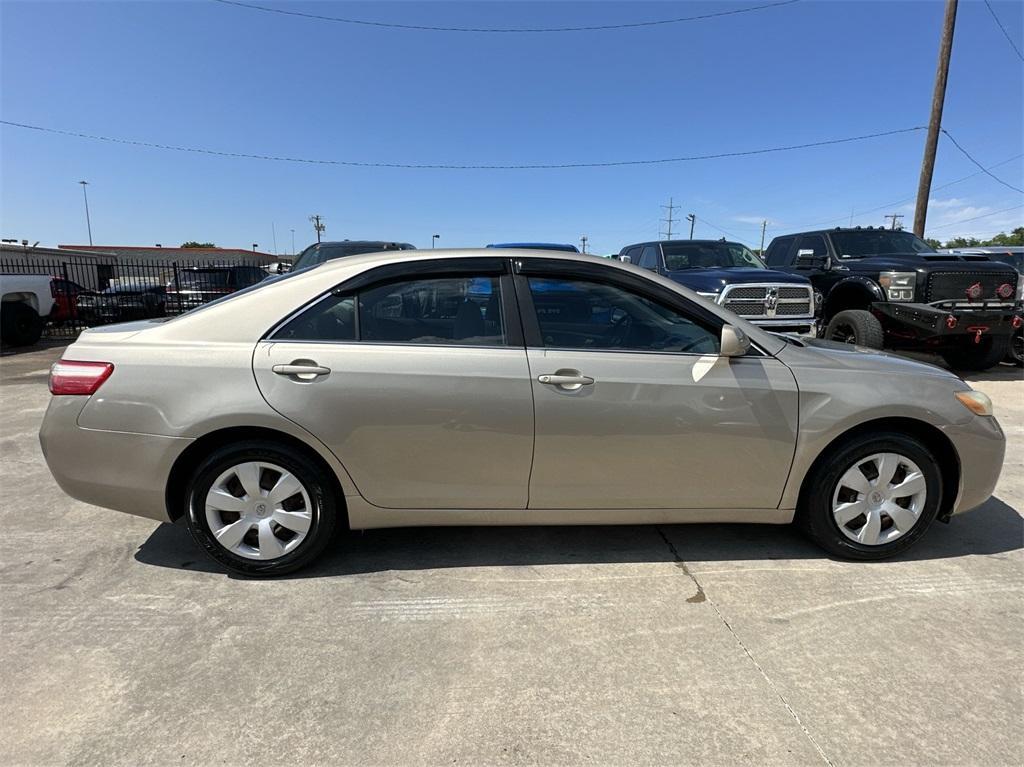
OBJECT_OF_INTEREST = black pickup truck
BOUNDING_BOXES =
[764,227,1021,370]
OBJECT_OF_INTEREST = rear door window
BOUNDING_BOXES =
[765,237,795,266]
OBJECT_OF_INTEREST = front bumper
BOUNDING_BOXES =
[39,396,190,522]
[751,318,818,337]
[873,301,1018,339]
[943,413,1006,515]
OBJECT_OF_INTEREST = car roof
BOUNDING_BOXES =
[313,240,415,248]
[620,239,739,251]
[486,242,580,252]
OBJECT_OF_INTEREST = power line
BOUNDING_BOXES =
[0,120,926,171]
[941,129,1024,194]
[927,203,1024,231]
[781,152,1023,232]
[211,0,800,33]
[983,0,1024,61]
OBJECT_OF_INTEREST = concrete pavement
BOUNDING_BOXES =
[1,345,1021,766]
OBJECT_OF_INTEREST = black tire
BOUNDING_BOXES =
[824,309,884,348]
[940,334,1010,372]
[796,431,943,560]
[184,440,339,576]
[1006,328,1023,367]
[0,302,44,347]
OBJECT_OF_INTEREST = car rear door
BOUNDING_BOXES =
[515,258,799,511]
[253,258,535,509]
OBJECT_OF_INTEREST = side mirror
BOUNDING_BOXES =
[795,249,829,269]
[720,324,751,358]
[619,255,631,263]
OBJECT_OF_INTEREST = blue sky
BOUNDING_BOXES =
[2,0,1022,255]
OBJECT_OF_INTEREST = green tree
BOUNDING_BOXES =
[924,238,942,249]
[943,236,981,248]
[181,241,216,248]
[986,227,1024,246]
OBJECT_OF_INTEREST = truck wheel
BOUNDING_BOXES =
[824,309,884,348]
[0,303,44,347]
[1008,329,1023,367]
[941,335,1010,372]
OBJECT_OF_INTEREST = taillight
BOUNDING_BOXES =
[49,360,114,395]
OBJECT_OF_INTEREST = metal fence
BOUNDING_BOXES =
[0,255,274,339]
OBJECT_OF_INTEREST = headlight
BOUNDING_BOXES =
[878,271,916,302]
[696,291,719,303]
[955,390,993,416]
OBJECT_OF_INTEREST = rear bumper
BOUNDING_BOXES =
[39,396,189,522]
[873,301,1017,339]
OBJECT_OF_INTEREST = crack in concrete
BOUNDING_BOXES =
[655,526,835,767]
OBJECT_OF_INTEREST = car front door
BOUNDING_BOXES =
[515,259,799,510]
[253,259,535,509]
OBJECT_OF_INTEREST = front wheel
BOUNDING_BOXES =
[185,440,339,576]
[1006,328,1023,367]
[824,309,884,348]
[797,432,943,560]
[940,334,1010,372]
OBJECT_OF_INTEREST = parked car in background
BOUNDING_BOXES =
[40,249,1005,576]
[165,265,268,312]
[487,242,581,252]
[291,241,416,272]
[764,227,1021,371]
[619,239,817,336]
[941,246,1023,367]
[49,278,89,324]
[76,279,167,325]
[0,273,54,346]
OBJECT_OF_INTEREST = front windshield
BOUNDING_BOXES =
[831,230,935,258]
[662,242,766,270]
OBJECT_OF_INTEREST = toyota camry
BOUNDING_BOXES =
[39,250,1006,576]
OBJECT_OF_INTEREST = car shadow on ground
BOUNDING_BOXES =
[134,496,1023,579]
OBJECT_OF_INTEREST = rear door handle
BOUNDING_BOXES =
[538,372,594,390]
[272,362,331,380]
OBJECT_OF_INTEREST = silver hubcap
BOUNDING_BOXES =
[205,461,313,560]
[831,452,927,546]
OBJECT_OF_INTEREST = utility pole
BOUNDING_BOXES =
[290,228,295,255]
[884,213,905,231]
[271,222,278,255]
[309,214,325,243]
[660,197,679,240]
[759,220,768,254]
[580,235,588,254]
[914,0,958,237]
[78,180,93,245]
[686,213,696,240]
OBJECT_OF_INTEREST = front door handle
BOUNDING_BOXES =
[272,362,331,380]
[538,371,595,391]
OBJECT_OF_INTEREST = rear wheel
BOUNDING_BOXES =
[940,335,1010,372]
[798,432,942,560]
[185,440,339,576]
[0,302,44,347]
[824,309,884,349]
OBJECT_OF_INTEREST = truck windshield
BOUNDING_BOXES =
[831,231,935,258]
[662,242,766,270]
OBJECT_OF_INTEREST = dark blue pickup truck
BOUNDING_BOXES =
[619,239,817,335]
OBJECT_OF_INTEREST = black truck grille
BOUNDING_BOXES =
[925,271,1017,302]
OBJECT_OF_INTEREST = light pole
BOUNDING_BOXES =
[686,213,696,240]
[580,235,588,254]
[78,181,93,245]
[432,234,440,249]
[252,243,258,252]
